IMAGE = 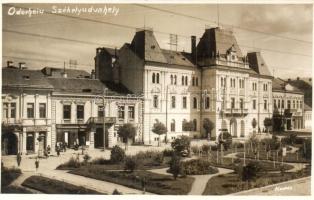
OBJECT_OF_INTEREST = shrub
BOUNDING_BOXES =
[180,159,218,175]
[201,144,211,153]
[191,145,199,155]
[124,156,138,173]
[218,132,232,150]
[163,149,175,157]
[110,145,125,164]
[169,154,181,180]
[300,139,311,160]
[232,142,244,149]
[57,157,80,169]
[171,136,191,156]
[242,161,261,182]
[83,154,91,164]
[112,189,122,195]
[91,157,111,165]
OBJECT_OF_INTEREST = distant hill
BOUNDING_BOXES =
[287,78,312,108]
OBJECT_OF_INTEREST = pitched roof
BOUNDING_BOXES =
[41,67,91,78]
[47,77,129,96]
[272,78,303,94]
[2,67,53,89]
[130,29,168,63]
[247,52,272,76]
[161,50,195,67]
[197,27,243,59]
[304,103,312,111]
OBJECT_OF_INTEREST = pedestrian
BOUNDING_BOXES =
[35,158,39,172]
[47,145,51,155]
[63,142,67,152]
[56,144,60,157]
[17,153,22,167]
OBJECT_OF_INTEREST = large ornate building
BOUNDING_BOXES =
[2,66,143,155]
[95,27,276,145]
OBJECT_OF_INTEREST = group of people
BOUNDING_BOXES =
[55,142,68,156]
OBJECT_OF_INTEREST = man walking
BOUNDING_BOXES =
[17,153,22,167]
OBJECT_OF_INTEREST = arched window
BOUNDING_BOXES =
[170,75,173,85]
[196,77,199,86]
[156,73,160,84]
[152,73,155,83]
[193,97,197,109]
[182,119,187,131]
[193,119,197,131]
[171,96,176,108]
[205,97,210,109]
[174,75,177,85]
[185,76,188,86]
[221,77,224,87]
[171,119,175,132]
[192,77,195,86]
[182,76,184,85]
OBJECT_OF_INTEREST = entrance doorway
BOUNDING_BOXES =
[94,128,109,148]
[230,118,237,137]
[26,132,35,153]
[78,131,86,146]
[2,132,18,155]
[240,120,245,137]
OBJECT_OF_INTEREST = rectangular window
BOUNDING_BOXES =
[10,103,16,118]
[77,105,84,120]
[287,100,291,109]
[153,95,158,108]
[118,106,125,119]
[182,97,187,109]
[98,106,104,117]
[128,106,135,119]
[63,105,71,119]
[273,99,277,109]
[205,97,210,109]
[27,103,34,118]
[278,100,281,109]
[253,99,256,110]
[231,98,235,109]
[264,100,267,110]
[293,100,295,109]
[2,103,8,118]
[282,100,285,109]
[300,101,303,109]
[240,98,244,109]
[171,96,176,108]
[39,103,46,118]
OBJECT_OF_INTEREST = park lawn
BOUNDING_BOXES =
[2,185,33,194]
[1,167,22,187]
[22,176,104,194]
[203,169,311,195]
[207,154,294,171]
[236,151,310,163]
[70,165,194,195]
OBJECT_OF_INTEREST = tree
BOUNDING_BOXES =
[264,118,273,133]
[300,139,311,160]
[203,118,215,139]
[152,122,167,146]
[171,136,191,156]
[182,120,194,132]
[169,153,181,180]
[124,156,138,173]
[117,123,137,150]
[110,145,125,163]
[242,162,261,188]
[217,131,232,150]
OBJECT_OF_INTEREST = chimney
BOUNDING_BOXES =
[7,61,13,68]
[309,78,312,82]
[297,77,300,81]
[91,69,96,79]
[18,62,26,69]
[191,36,196,62]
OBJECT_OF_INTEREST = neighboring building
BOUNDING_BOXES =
[2,66,143,155]
[2,66,53,155]
[304,103,312,130]
[95,27,274,144]
[272,78,304,130]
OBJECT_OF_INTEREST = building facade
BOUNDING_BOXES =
[2,66,143,155]
[95,27,276,145]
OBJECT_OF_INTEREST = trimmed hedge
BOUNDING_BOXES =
[180,159,218,175]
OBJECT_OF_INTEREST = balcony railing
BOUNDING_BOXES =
[2,118,22,125]
[87,117,117,124]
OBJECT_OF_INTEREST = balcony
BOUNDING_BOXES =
[87,117,117,125]
[2,118,22,125]
[223,108,249,117]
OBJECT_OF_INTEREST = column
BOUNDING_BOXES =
[108,125,115,148]
[89,130,95,149]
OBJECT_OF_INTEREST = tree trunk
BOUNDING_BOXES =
[158,135,160,147]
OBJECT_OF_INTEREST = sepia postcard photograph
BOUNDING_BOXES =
[0,0,313,198]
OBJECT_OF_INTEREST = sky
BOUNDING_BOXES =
[2,3,313,79]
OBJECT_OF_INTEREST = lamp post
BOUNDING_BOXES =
[95,88,108,151]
